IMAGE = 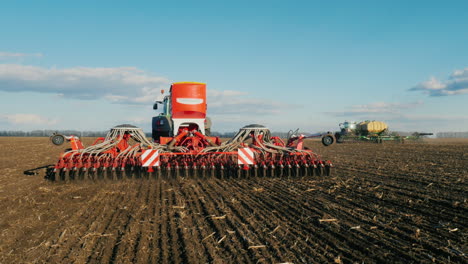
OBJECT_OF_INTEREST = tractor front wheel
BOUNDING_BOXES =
[321,135,334,146]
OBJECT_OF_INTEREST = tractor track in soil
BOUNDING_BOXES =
[0,137,467,263]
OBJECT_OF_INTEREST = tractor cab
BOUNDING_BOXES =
[152,82,212,142]
[153,94,171,117]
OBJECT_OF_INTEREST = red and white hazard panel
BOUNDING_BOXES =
[141,149,160,167]
[237,148,254,165]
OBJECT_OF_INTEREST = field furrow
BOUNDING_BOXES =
[0,138,467,263]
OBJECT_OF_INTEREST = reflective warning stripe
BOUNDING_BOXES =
[141,149,156,164]
[141,149,160,167]
[238,148,254,165]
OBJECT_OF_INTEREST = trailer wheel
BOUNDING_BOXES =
[51,134,65,146]
[321,135,334,146]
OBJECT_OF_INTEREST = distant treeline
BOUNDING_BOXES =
[0,130,108,137]
[212,131,293,138]
[0,130,293,138]
[1,130,467,138]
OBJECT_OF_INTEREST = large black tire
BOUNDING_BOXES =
[321,135,334,146]
[152,130,170,142]
[50,134,65,146]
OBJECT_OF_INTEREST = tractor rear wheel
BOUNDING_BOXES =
[152,130,170,142]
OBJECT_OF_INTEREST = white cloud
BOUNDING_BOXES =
[0,113,58,125]
[208,97,284,115]
[206,89,294,115]
[377,113,468,132]
[208,90,248,98]
[399,113,468,122]
[326,101,423,117]
[410,68,468,96]
[0,52,43,59]
[0,64,170,103]
[0,63,292,117]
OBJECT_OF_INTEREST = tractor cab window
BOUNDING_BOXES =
[154,96,171,116]
[163,96,170,116]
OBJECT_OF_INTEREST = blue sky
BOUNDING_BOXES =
[1,0,467,133]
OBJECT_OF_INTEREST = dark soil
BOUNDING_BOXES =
[0,137,466,263]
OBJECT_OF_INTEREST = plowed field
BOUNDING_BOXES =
[0,137,467,263]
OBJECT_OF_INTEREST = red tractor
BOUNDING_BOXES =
[151,82,219,151]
